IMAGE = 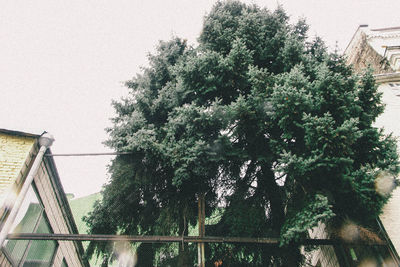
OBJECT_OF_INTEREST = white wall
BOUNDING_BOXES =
[375,82,400,253]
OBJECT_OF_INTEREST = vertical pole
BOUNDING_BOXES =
[198,193,205,267]
[201,193,205,266]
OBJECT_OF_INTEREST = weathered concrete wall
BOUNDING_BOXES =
[346,32,392,74]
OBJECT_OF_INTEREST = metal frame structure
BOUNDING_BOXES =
[6,233,385,246]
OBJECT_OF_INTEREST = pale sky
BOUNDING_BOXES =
[1,0,400,197]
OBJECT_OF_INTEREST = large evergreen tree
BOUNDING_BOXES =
[84,1,399,266]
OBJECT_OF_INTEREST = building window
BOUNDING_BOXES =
[340,244,395,267]
[389,83,400,96]
[2,184,57,267]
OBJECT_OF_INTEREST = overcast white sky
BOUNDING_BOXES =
[1,0,400,197]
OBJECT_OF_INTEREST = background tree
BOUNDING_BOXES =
[84,1,399,266]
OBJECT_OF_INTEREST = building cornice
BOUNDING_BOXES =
[367,33,400,40]
[374,72,400,84]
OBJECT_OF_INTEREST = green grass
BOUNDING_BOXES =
[69,192,102,266]
[69,192,101,235]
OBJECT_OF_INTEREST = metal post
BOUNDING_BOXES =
[198,193,205,267]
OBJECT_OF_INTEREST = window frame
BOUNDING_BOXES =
[2,182,58,267]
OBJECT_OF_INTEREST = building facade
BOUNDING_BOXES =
[346,24,400,260]
[306,25,400,267]
[0,129,88,267]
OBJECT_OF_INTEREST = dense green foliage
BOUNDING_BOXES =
[84,1,399,266]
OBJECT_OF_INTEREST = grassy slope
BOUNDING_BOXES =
[69,192,101,235]
[69,192,102,266]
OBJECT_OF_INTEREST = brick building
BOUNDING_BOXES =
[0,129,88,267]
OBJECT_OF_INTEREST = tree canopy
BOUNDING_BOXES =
[84,1,399,266]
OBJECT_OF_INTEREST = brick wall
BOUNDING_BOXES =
[0,132,85,266]
[0,133,35,214]
[0,133,35,194]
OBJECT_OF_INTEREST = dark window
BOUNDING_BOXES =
[389,83,400,96]
[340,244,395,267]
[3,184,57,267]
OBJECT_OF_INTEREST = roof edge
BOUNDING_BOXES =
[344,25,368,55]
[0,128,41,138]
[370,26,400,32]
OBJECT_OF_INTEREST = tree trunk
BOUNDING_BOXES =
[260,166,301,266]
[260,167,285,233]
[136,243,154,267]
[198,193,205,267]
[178,208,190,267]
[178,242,190,267]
